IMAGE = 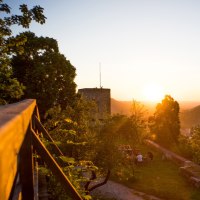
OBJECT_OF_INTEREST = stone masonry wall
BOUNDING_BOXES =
[78,88,111,119]
[146,139,200,188]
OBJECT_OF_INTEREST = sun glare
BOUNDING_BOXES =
[142,84,164,102]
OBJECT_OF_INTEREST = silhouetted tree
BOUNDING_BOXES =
[149,95,180,147]
[0,0,46,104]
[116,100,148,143]
[11,32,77,117]
[129,100,148,142]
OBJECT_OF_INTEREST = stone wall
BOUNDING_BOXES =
[146,139,200,188]
[78,88,111,119]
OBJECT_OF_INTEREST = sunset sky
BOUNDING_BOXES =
[6,0,200,102]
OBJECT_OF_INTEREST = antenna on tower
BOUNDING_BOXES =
[99,62,102,88]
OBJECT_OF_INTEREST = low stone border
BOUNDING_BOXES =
[145,140,200,188]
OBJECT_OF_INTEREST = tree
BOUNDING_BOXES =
[44,96,98,159]
[0,0,46,104]
[179,126,200,164]
[129,100,148,142]
[149,95,180,147]
[94,114,125,170]
[94,101,147,171]
[114,100,148,143]
[43,97,110,199]
[11,32,77,117]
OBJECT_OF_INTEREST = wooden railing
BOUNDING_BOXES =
[0,99,83,200]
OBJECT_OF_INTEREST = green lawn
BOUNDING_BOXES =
[112,145,200,200]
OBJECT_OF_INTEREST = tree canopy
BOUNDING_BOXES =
[129,100,148,142]
[149,95,180,146]
[0,0,46,104]
[11,31,77,116]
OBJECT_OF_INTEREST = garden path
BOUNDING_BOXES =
[91,180,164,200]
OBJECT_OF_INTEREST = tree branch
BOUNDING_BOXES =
[87,169,110,192]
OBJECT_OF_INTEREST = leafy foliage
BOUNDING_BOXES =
[149,95,180,147]
[43,97,102,199]
[177,135,193,159]
[178,126,200,164]
[44,97,98,158]
[189,126,200,164]
[0,0,46,104]
[11,31,77,117]
[94,102,148,172]
[129,100,148,142]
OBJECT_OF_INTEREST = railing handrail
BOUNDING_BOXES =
[0,99,36,200]
[0,99,36,137]
[0,99,83,200]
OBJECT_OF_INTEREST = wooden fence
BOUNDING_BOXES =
[0,99,83,200]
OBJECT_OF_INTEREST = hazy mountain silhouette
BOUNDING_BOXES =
[111,99,132,115]
[180,105,200,128]
[179,101,200,110]
[111,98,156,116]
[111,98,200,128]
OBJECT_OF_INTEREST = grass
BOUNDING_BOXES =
[111,144,200,200]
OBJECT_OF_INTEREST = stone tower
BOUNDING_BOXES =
[78,88,111,119]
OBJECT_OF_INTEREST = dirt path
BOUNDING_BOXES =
[91,180,164,200]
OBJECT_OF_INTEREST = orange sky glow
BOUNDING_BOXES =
[10,0,200,102]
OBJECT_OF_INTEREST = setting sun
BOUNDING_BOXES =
[142,84,165,102]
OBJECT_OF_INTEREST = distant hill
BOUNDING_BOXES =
[179,101,200,111]
[111,98,200,128]
[111,98,156,116]
[111,98,132,115]
[180,105,200,128]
